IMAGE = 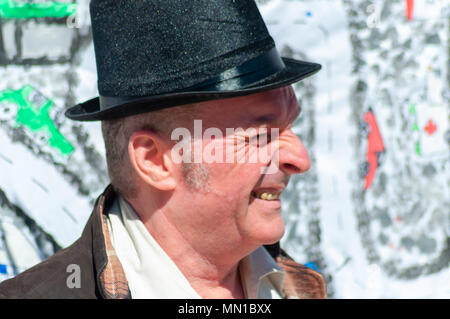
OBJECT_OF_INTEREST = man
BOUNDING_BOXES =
[0,0,326,298]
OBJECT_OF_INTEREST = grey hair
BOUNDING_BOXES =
[101,103,208,199]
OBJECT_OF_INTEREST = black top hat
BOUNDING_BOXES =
[65,0,321,121]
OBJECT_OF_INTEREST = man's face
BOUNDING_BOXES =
[168,86,310,256]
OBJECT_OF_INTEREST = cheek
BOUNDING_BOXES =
[206,173,250,205]
[200,168,256,224]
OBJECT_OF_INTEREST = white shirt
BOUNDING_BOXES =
[106,196,285,299]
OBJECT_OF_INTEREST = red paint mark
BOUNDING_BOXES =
[424,119,437,136]
[406,0,414,20]
[364,109,385,190]
[394,216,403,223]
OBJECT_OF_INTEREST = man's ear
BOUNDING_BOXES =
[128,130,176,191]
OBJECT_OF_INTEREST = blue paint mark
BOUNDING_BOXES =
[304,262,321,273]
[0,264,7,274]
[306,11,312,17]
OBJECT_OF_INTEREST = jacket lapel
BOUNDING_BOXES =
[92,185,131,299]
[277,256,327,299]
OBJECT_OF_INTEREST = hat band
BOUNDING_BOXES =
[99,47,285,111]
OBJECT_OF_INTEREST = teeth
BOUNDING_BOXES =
[252,192,280,201]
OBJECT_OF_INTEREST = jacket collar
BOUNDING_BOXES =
[91,185,131,299]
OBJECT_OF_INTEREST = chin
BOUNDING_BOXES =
[254,220,285,245]
[261,232,285,245]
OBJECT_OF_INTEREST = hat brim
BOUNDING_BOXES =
[65,57,321,121]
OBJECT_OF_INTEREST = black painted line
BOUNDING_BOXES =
[62,206,77,224]
[0,153,13,165]
[31,177,49,193]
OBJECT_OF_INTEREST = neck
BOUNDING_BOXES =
[187,262,245,299]
[127,196,251,299]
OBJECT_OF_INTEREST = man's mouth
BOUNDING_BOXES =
[250,190,282,201]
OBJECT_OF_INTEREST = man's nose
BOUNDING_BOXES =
[276,128,311,175]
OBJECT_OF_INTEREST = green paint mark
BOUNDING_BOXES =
[0,0,76,19]
[410,103,421,155]
[415,141,422,156]
[0,85,74,155]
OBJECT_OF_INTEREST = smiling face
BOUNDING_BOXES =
[166,86,311,258]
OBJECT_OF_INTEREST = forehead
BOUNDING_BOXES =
[203,86,300,128]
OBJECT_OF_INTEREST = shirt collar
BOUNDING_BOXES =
[239,246,286,299]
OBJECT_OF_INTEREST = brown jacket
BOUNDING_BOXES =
[0,186,326,299]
